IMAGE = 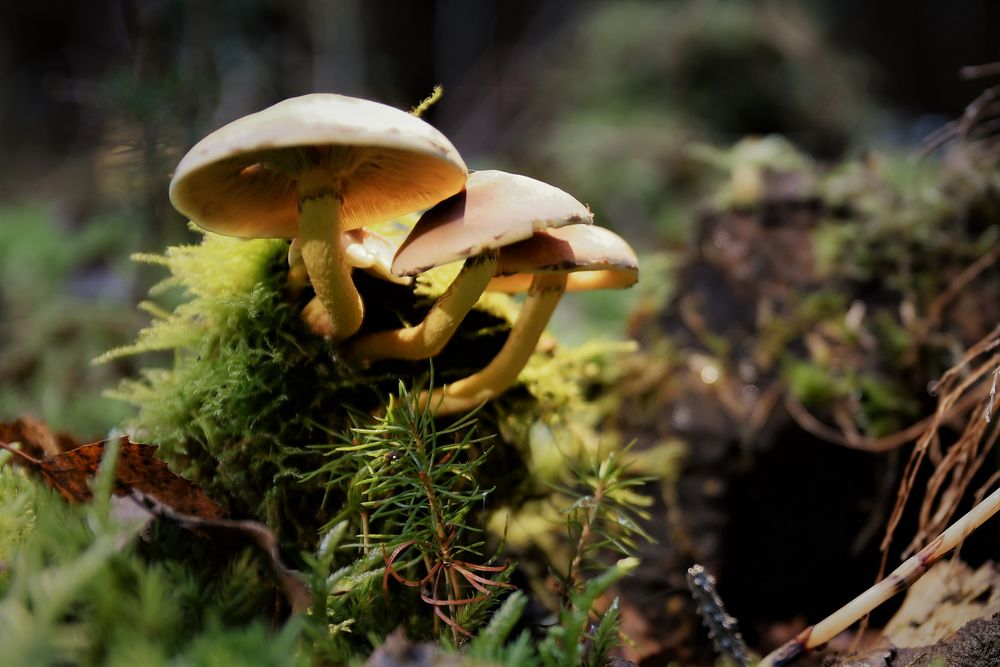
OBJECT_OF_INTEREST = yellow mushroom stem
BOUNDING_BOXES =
[288,233,390,335]
[346,249,499,362]
[419,271,568,415]
[287,259,309,301]
[296,169,364,342]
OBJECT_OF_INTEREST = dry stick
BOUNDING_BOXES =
[921,83,1000,153]
[882,353,1000,554]
[911,245,1000,351]
[961,62,1000,79]
[759,485,1000,667]
[912,393,997,553]
[850,346,1000,646]
[986,365,999,423]
[783,391,982,454]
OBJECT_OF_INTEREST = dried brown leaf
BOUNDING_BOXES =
[0,416,80,459]
[0,432,225,519]
[0,418,310,613]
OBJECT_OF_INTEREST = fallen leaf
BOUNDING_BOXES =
[0,435,225,519]
[0,416,80,459]
[884,560,1000,648]
[0,422,310,614]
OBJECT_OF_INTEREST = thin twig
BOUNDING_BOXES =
[922,83,1000,153]
[985,365,999,423]
[907,245,1000,360]
[760,485,1000,666]
[783,390,981,453]
[960,62,1000,80]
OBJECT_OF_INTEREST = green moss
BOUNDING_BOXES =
[855,374,919,436]
[783,358,840,406]
[0,465,304,667]
[0,461,36,585]
[756,291,846,370]
[102,232,342,542]
[814,152,1000,295]
[79,218,650,663]
[103,226,628,547]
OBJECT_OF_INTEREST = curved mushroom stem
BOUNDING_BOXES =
[297,170,364,342]
[346,249,499,362]
[289,233,386,333]
[419,272,567,415]
[287,255,310,301]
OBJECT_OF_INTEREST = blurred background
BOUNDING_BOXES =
[0,0,997,435]
[3,2,1000,662]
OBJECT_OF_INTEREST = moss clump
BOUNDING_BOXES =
[103,224,641,550]
[102,228,533,545]
[80,211,656,664]
[0,464,305,667]
[627,142,1000,441]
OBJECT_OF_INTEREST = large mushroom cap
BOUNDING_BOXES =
[391,170,593,276]
[486,224,639,293]
[169,93,467,238]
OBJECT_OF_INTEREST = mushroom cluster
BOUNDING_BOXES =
[170,93,638,416]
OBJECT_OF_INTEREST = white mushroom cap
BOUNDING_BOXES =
[485,224,639,293]
[169,93,468,238]
[288,230,411,286]
[344,228,411,285]
[391,170,592,276]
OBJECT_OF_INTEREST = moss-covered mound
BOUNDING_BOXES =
[0,218,650,666]
[100,229,528,543]
[100,221,641,554]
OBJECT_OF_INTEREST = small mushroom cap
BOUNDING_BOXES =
[170,94,467,238]
[391,170,593,276]
[344,228,411,285]
[288,230,411,286]
[486,224,639,293]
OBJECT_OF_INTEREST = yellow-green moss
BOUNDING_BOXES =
[103,226,626,548]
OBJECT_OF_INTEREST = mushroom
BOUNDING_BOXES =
[345,170,593,362]
[169,93,467,343]
[420,223,638,416]
[288,229,411,294]
[288,230,413,337]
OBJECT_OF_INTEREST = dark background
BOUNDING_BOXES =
[3,1,999,219]
[0,0,997,434]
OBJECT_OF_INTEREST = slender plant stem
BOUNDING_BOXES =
[567,482,604,604]
[360,511,371,551]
